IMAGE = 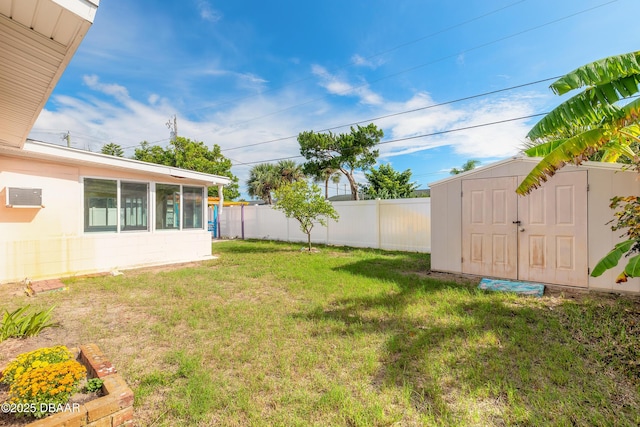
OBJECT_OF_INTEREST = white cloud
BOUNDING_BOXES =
[83,75,130,101]
[351,54,385,69]
[311,65,383,105]
[196,0,222,23]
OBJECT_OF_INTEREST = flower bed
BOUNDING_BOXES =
[1,344,133,427]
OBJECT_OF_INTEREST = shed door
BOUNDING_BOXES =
[461,177,518,279]
[518,171,588,287]
[461,172,588,287]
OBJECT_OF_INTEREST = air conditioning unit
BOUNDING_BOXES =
[6,187,43,208]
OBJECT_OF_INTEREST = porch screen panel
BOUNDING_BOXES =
[84,178,117,232]
[121,182,148,231]
[183,186,204,229]
[156,184,181,230]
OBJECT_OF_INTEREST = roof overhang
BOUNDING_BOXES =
[428,155,635,188]
[0,140,232,186]
[0,0,99,150]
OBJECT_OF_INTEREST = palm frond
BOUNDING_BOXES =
[550,51,640,95]
[516,128,607,195]
[522,139,566,157]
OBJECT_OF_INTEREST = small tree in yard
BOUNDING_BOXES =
[274,181,339,251]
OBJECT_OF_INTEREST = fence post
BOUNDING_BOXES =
[241,204,245,240]
[376,198,381,250]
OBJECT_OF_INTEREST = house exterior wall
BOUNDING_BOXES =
[430,159,640,293]
[0,156,212,284]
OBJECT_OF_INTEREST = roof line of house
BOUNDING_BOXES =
[0,139,231,186]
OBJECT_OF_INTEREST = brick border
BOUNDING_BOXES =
[3,344,134,427]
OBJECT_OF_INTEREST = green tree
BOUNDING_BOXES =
[246,163,280,204]
[101,143,124,157]
[277,159,305,184]
[518,51,640,281]
[517,51,640,195]
[450,159,479,175]
[133,137,240,200]
[299,123,383,201]
[360,164,418,199]
[273,181,339,251]
[246,161,305,204]
[313,167,342,199]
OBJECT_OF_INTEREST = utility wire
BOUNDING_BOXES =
[230,112,548,167]
[179,0,528,116]
[192,0,617,139]
[222,76,559,152]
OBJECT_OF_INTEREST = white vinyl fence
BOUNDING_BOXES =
[220,198,431,252]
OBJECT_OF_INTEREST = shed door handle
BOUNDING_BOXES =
[512,220,521,225]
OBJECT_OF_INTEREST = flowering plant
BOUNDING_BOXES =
[1,345,86,418]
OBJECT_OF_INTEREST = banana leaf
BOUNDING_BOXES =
[591,239,635,277]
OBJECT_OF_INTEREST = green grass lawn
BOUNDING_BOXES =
[2,240,639,426]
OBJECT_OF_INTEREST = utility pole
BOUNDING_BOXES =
[166,115,178,142]
[61,131,71,147]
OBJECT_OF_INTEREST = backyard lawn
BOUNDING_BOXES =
[0,240,639,426]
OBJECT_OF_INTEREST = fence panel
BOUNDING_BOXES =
[220,198,431,252]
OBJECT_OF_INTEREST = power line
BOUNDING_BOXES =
[192,0,617,139]
[222,76,559,152]
[230,112,548,167]
[178,0,528,116]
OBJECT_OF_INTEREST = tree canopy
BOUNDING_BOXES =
[100,143,124,157]
[133,137,239,200]
[517,51,640,195]
[273,181,339,251]
[518,51,640,282]
[298,124,383,200]
[360,164,418,199]
[450,159,479,175]
[246,161,305,204]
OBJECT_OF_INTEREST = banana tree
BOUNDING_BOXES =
[517,51,640,281]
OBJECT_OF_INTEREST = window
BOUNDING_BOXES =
[120,182,148,231]
[156,184,181,230]
[84,178,117,232]
[183,186,204,229]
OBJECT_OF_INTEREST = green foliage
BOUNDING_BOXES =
[450,159,479,175]
[246,161,305,204]
[100,143,124,157]
[299,124,383,200]
[84,377,104,393]
[312,167,342,199]
[133,137,240,200]
[518,51,640,195]
[273,181,339,250]
[0,305,58,342]
[591,195,640,281]
[518,51,640,283]
[360,164,418,199]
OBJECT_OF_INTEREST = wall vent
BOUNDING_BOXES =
[6,188,43,208]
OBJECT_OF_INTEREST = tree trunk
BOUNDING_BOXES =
[324,177,329,199]
[345,171,359,201]
[307,233,312,251]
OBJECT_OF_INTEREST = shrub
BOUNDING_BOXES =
[1,346,86,418]
[0,305,58,342]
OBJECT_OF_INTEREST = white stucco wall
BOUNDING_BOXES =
[0,156,213,284]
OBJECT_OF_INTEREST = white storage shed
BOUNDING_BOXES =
[429,157,640,294]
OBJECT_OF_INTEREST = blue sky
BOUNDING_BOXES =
[29,0,640,199]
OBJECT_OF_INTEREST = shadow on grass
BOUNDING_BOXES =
[297,258,638,425]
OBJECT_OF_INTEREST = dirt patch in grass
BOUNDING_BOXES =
[1,241,639,426]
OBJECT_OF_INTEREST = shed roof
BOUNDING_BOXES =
[0,0,99,149]
[0,140,232,186]
[428,156,633,188]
